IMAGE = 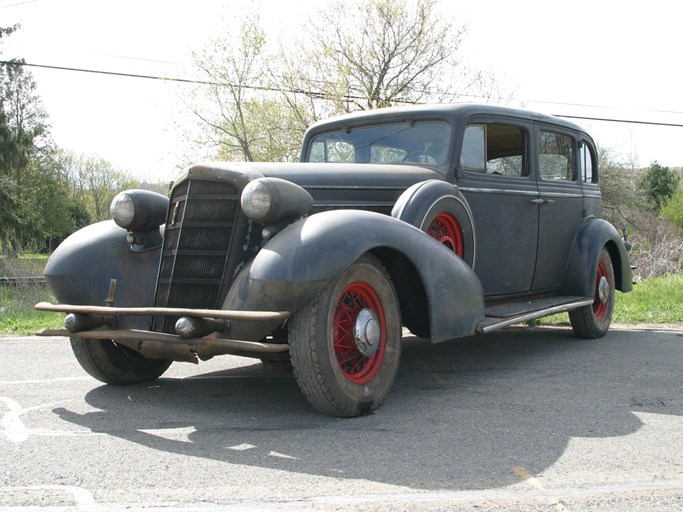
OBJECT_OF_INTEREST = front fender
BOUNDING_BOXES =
[44,220,161,330]
[561,218,633,297]
[224,210,485,343]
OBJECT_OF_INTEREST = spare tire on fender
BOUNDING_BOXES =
[392,180,476,268]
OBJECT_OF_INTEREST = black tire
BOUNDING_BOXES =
[70,338,172,385]
[289,254,401,417]
[569,248,615,339]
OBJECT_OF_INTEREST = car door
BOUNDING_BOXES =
[532,125,586,291]
[458,119,540,296]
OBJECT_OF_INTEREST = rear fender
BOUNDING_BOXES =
[561,218,633,297]
[44,220,161,330]
[223,209,484,343]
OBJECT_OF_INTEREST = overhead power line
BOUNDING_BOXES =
[552,114,683,129]
[2,60,275,90]
[3,60,683,129]
[0,60,344,100]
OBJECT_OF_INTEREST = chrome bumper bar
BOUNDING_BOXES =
[35,302,290,363]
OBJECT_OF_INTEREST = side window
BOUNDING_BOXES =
[462,123,527,176]
[461,125,486,171]
[538,131,576,180]
[579,141,597,184]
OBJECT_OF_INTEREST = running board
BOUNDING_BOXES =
[477,297,594,334]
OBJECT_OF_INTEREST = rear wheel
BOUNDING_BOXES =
[569,248,615,338]
[70,338,172,385]
[289,254,401,417]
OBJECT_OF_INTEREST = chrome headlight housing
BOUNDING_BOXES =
[241,178,314,224]
[110,189,169,231]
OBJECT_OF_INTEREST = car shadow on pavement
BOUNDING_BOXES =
[53,326,682,490]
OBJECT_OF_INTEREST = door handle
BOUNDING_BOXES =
[530,198,556,205]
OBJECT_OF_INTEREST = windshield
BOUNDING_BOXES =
[307,121,451,166]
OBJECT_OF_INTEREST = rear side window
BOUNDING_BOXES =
[538,131,576,181]
[461,123,527,177]
[579,141,597,184]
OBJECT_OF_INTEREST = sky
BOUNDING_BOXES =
[1,0,682,182]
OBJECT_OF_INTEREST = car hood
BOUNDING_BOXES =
[189,161,443,188]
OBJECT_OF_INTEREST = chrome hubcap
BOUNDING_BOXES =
[597,276,610,304]
[354,308,381,357]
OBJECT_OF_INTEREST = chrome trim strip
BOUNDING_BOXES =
[460,187,589,200]
[479,298,594,334]
[36,328,290,353]
[304,185,407,190]
[459,187,538,197]
[35,302,289,322]
[313,203,394,208]
[538,191,586,199]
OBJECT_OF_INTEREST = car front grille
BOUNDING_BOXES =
[152,178,241,334]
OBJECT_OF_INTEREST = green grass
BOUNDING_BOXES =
[0,254,63,335]
[535,274,683,326]
[0,253,49,276]
[613,274,683,323]
[0,285,64,335]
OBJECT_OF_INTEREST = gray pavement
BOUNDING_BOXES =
[1,325,682,511]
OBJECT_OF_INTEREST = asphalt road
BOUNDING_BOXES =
[1,326,682,511]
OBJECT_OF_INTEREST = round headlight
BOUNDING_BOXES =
[241,180,273,221]
[110,189,169,231]
[241,178,314,224]
[110,192,136,228]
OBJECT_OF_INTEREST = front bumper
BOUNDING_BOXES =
[35,302,290,363]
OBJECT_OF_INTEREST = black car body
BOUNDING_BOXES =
[38,104,632,416]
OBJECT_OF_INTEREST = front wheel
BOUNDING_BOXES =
[289,254,401,417]
[569,248,615,338]
[70,338,172,385]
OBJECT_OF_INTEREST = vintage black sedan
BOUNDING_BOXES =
[37,104,632,417]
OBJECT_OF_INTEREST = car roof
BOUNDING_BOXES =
[305,103,590,137]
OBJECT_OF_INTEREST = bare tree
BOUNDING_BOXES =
[299,0,467,112]
[189,0,513,162]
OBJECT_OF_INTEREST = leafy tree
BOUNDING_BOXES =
[192,13,302,162]
[597,147,644,228]
[0,25,58,255]
[661,187,683,232]
[639,161,680,212]
[60,151,138,222]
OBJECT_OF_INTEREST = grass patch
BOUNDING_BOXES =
[536,274,683,326]
[613,274,683,323]
[1,254,63,335]
[0,285,64,335]
[0,254,49,277]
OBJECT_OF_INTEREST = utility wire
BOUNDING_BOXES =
[552,114,683,129]
[0,0,39,7]
[3,60,683,128]
[0,60,356,100]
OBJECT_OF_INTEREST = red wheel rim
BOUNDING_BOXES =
[593,261,609,320]
[428,213,464,257]
[333,281,386,384]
